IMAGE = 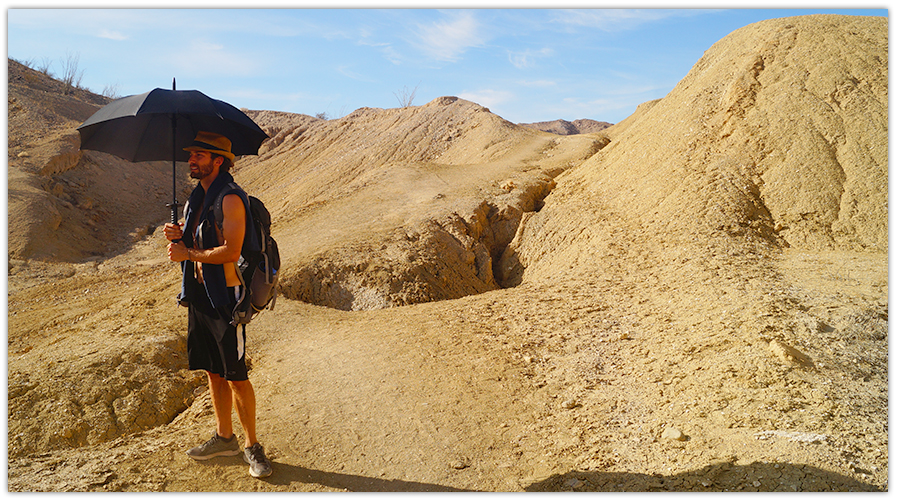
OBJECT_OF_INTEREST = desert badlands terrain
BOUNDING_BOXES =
[6,14,888,491]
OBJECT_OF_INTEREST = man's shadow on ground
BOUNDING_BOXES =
[256,462,474,492]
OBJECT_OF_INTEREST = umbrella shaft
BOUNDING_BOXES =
[172,113,178,222]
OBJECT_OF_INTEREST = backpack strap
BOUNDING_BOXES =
[212,182,253,326]
[216,184,269,259]
[212,182,246,232]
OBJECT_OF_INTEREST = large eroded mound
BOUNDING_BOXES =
[511,14,887,286]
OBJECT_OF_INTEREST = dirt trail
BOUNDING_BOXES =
[7,226,887,492]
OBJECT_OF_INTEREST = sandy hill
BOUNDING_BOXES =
[236,97,604,310]
[7,59,195,262]
[518,118,613,136]
[6,14,888,492]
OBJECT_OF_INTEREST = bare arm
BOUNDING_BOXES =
[167,194,245,264]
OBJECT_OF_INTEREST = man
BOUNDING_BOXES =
[164,131,273,479]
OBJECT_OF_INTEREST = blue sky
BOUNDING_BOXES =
[6,2,888,124]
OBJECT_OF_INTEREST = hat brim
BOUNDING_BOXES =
[184,144,235,162]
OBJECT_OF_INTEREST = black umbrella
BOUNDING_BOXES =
[77,80,268,224]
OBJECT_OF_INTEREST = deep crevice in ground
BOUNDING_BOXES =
[278,172,560,311]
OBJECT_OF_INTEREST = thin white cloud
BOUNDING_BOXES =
[336,65,377,83]
[168,39,261,78]
[98,29,128,41]
[458,89,514,110]
[357,39,404,65]
[554,80,666,119]
[414,11,484,62]
[221,88,310,103]
[508,48,554,69]
[551,9,715,33]
[380,46,404,65]
[520,80,557,88]
[193,40,225,52]
[606,84,666,96]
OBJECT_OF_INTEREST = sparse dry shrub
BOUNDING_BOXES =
[60,51,84,95]
[101,83,120,99]
[37,56,54,76]
[394,83,419,107]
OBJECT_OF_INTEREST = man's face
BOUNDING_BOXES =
[188,151,219,180]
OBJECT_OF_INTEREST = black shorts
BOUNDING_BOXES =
[187,286,248,381]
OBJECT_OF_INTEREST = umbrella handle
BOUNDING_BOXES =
[168,201,182,243]
[169,201,181,224]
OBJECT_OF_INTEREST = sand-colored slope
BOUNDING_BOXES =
[235,97,605,309]
[518,14,887,275]
[496,14,888,490]
[505,15,888,367]
[7,60,194,262]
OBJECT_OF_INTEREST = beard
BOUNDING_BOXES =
[189,158,215,180]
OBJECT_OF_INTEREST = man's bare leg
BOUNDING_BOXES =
[229,379,257,448]
[208,372,234,439]
[186,372,242,460]
[230,378,271,478]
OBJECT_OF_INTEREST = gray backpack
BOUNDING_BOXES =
[213,182,280,325]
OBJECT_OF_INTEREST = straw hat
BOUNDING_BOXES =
[183,131,235,162]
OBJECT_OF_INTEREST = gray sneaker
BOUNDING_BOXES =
[243,442,273,478]
[186,433,241,460]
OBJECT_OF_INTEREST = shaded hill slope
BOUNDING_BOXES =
[7,59,193,262]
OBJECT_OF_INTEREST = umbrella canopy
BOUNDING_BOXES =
[76,85,268,224]
[77,87,268,162]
